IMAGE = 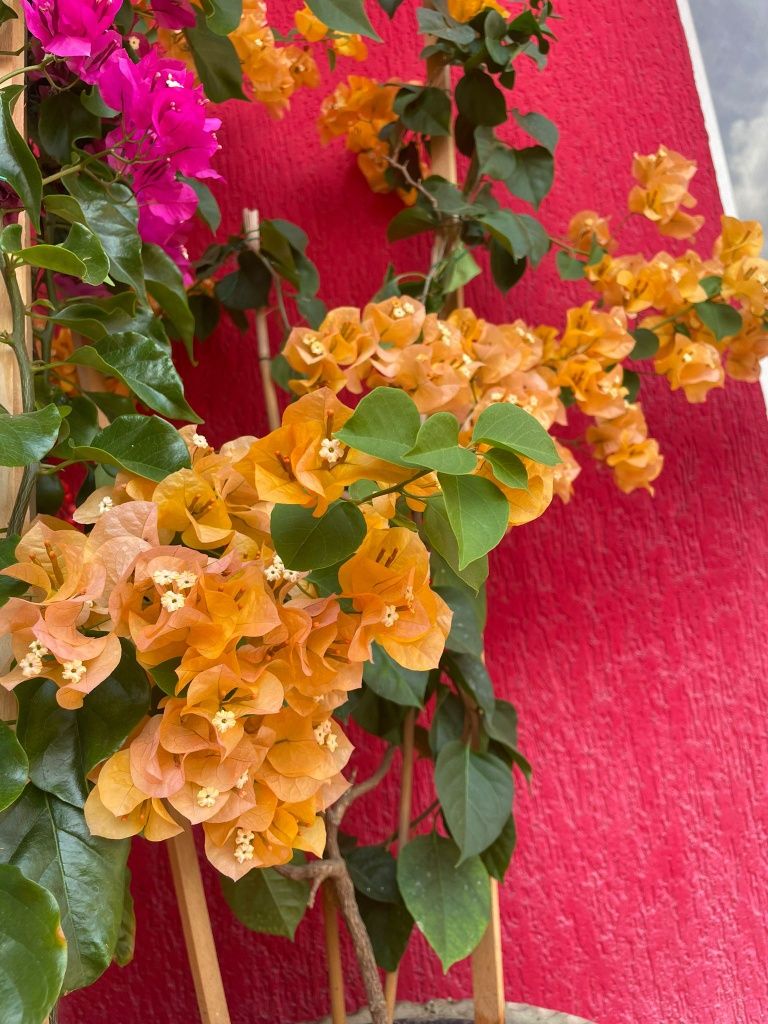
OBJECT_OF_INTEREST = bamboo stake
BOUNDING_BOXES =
[323,883,348,1024]
[243,208,281,432]
[0,1,30,530]
[167,830,232,1024]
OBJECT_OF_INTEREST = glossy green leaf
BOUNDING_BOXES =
[489,239,527,293]
[215,250,271,310]
[397,832,490,971]
[483,448,528,489]
[415,6,475,45]
[0,405,62,467]
[694,299,743,341]
[16,643,150,809]
[455,70,506,127]
[15,243,87,278]
[438,473,508,569]
[0,86,42,230]
[555,249,585,281]
[484,698,519,750]
[0,786,129,991]
[387,204,440,242]
[35,473,65,516]
[503,146,554,209]
[480,813,516,881]
[68,415,191,481]
[335,387,421,466]
[363,643,429,708]
[61,223,110,286]
[403,413,476,475]
[185,12,247,101]
[0,864,67,1024]
[0,722,27,812]
[0,1,17,25]
[472,402,559,464]
[143,244,195,351]
[46,292,138,341]
[478,208,549,266]
[435,741,512,861]
[443,651,494,716]
[114,870,135,968]
[67,332,200,422]
[429,687,464,755]
[630,328,659,360]
[306,0,381,39]
[441,245,481,292]
[220,862,310,939]
[423,496,488,593]
[0,534,25,607]
[271,500,366,571]
[203,0,242,33]
[183,177,222,232]
[65,176,145,296]
[346,844,399,903]
[38,91,100,164]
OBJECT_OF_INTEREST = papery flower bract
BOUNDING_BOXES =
[587,405,664,494]
[22,0,121,59]
[338,527,451,670]
[653,332,725,402]
[628,146,704,239]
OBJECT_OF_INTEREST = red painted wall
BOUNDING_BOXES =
[60,2,768,1022]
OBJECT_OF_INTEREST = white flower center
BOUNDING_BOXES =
[161,591,186,612]
[212,708,237,734]
[196,787,219,808]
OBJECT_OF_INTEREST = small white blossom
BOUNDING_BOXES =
[196,787,219,808]
[382,604,399,628]
[97,496,114,516]
[161,591,186,612]
[152,569,178,587]
[62,660,86,683]
[19,654,42,678]
[191,433,208,449]
[319,438,343,466]
[175,571,198,591]
[212,708,237,734]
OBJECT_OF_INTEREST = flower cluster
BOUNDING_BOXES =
[0,398,456,878]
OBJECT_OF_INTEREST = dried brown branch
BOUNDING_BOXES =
[327,744,397,827]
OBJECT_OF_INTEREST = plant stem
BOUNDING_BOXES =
[349,469,431,505]
[3,258,36,536]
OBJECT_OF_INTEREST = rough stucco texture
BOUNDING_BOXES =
[60,1,768,1022]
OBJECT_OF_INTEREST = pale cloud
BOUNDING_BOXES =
[729,101,768,229]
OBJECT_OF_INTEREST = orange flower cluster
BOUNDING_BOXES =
[157,2,366,119]
[0,398,454,878]
[318,75,417,198]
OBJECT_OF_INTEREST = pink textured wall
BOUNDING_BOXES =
[60,2,768,1022]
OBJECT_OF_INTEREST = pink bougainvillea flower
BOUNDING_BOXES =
[150,0,197,30]
[22,0,121,58]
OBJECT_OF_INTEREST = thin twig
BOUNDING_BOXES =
[328,745,397,827]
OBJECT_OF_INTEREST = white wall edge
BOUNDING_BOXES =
[676,0,768,410]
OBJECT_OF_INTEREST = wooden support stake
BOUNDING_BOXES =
[168,830,232,1024]
[471,878,505,1024]
[323,883,348,1024]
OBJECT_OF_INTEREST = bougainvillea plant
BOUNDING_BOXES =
[0,1,766,1023]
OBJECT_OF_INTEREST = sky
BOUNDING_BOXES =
[690,0,768,226]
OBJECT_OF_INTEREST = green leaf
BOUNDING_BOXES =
[38,91,100,165]
[0,864,67,1024]
[503,146,554,209]
[0,221,21,252]
[68,415,191,481]
[0,86,42,231]
[440,245,482,293]
[484,697,518,750]
[694,300,743,341]
[397,832,490,971]
[472,402,559,464]
[455,70,506,127]
[629,328,659,360]
[429,687,464,755]
[45,292,137,341]
[271,500,367,571]
[435,741,512,861]
[215,250,271,310]
[443,651,494,716]
[67,333,200,422]
[438,473,509,569]
[143,244,195,351]
[183,177,222,232]
[439,593,486,660]
[335,387,421,466]
[147,658,181,697]
[363,643,429,708]
[423,496,488,593]
[478,209,549,266]
[489,239,527,292]
[394,86,451,136]
[512,110,559,152]
[699,274,722,299]
[0,1,17,25]
[185,12,247,101]
[403,413,476,475]
[346,844,399,902]
[0,722,27,812]
[306,0,381,39]
[0,786,129,991]
[220,861,310,938]
[623,368,640,403]
[483,448,528,489]
[15,243,87,279]
[61,223,110,286]
[16,643,150,809]
[416,6,475,45]
[0,405,62,467]
[203,0,242,33]
[480,813,516,881]
[555,249,585,281]
[387,205,439,242]
[357,892,413,972]
[65,177,145,296]
[114,870,135,968]
[0,534,25,607]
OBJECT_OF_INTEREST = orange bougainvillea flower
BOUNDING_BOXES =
[724,313,768,382]
[628,146,704,239]
[558,302,634,364]
[85,750,183,842]
[557,358,628,419]
[283,307,377,395]
[587,404,664,494]
[447,0,507,21]
[363,296,427,348]
[714,215,764,264]
[477,454,555,527]
[568,210,616,254]
[294,5,367,61]
[552,441,581,504]
[338,527,451,670]
[653,332,725,403]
